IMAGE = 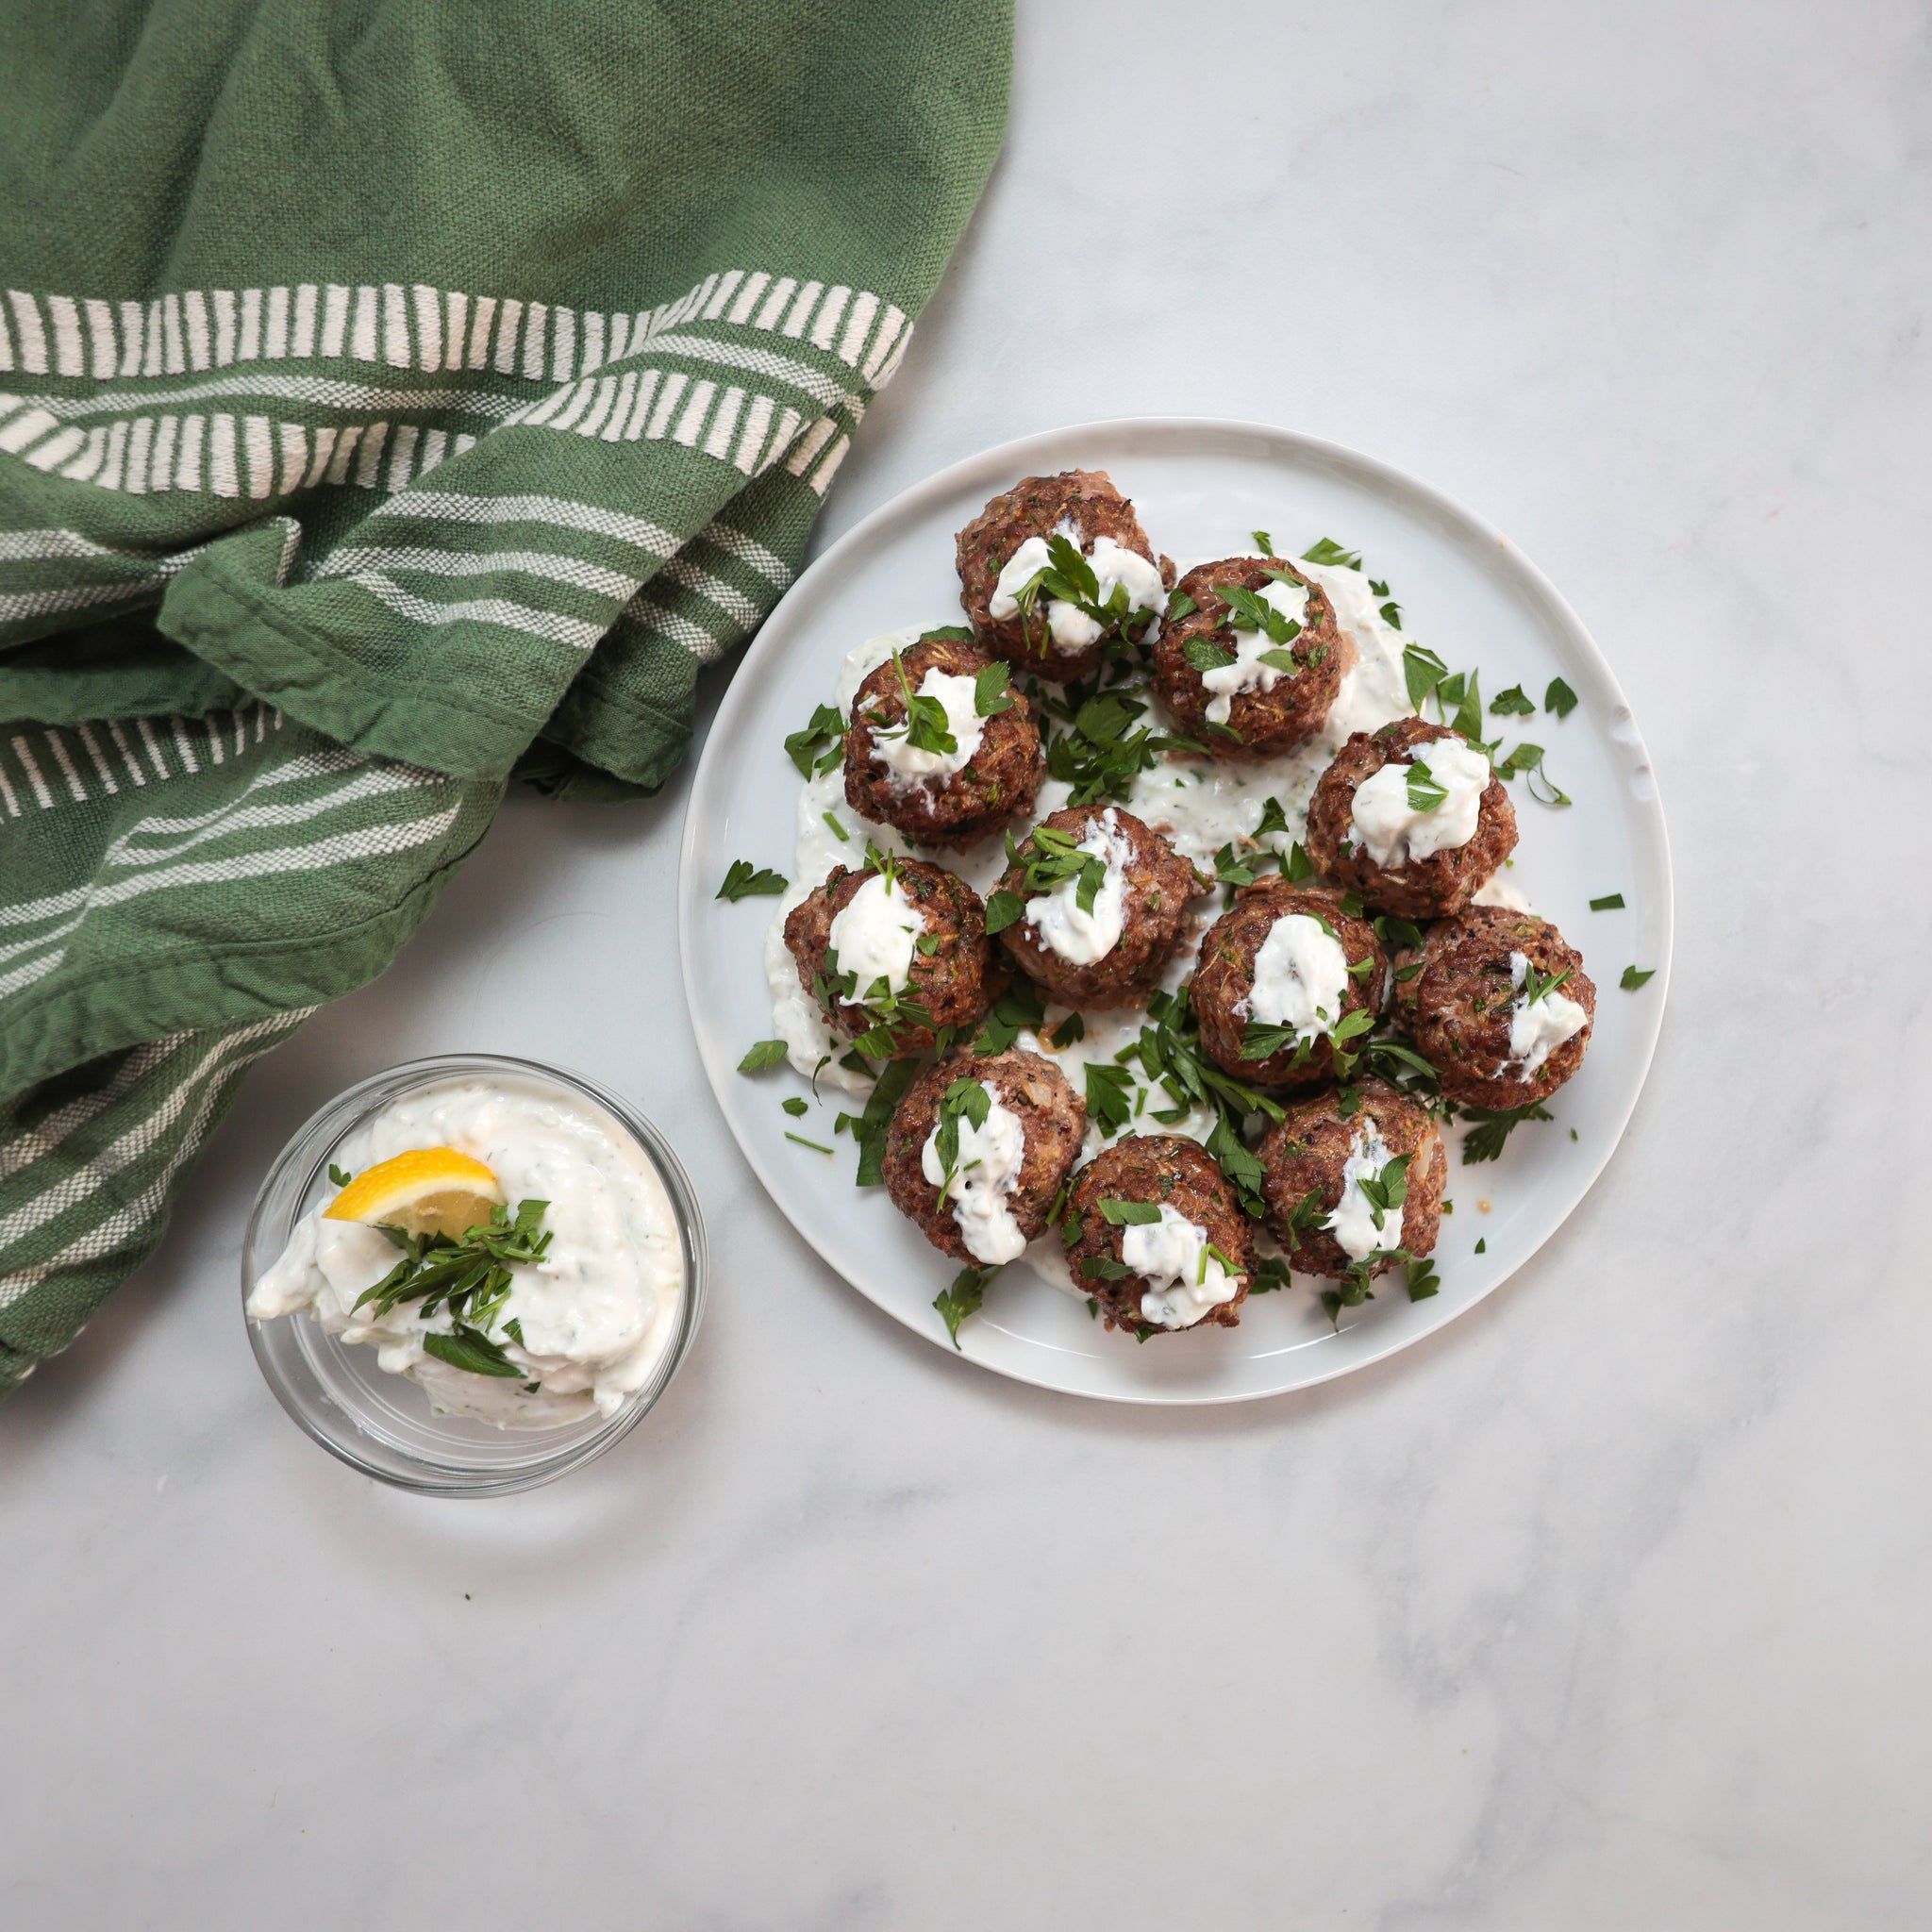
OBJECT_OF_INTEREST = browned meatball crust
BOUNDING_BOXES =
[994,803,1206,1010]
[843,630,1044,850]
[955,469,1174,684]
[1064,1135,1257,1335]
[1256,1079,1446,1280]
[1151,557,1350,758]
[1392,905,1596,1109]
[783,859,1001,1058]
[1191,881,1389,1091]
[881,1049,1086,1264]
[1305,720,1518,919]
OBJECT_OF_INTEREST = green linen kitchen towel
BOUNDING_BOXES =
[0,0,1011,1398]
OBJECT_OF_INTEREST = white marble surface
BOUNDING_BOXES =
[6,2,1929,1924]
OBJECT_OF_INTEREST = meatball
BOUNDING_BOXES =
[881,1048,1086,1266]
[994,803,1206,1010]
[1305,719,1517,919]
[783,858,1000,1058]
[843,629,1044,849]
[1256,1079,1445,1282]
[1191,881,1388,1091]
[1392,905,1596,1109]
[1151,556,1349,758]
[955,469,1174,684]
[1063,1135,1257,1335]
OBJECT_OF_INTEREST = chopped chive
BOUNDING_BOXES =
[823,811,849,841]
[785,1131,835,1154]
[1590,892,1625,911]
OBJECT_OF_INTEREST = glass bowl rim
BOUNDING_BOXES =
[242,1051,706,1497]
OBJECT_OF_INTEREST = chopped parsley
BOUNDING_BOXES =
[1460,1100,1554,1164]
[1404,753,1448,813]
[781,1096,808,1118]
[1407,1257,1441,1302]
[1300,537,1362,571]
[784,702,845,778]
[354,1198,553,1369]
[934,1263,999,1346]
[717,859,788,901]
[1490,685,1535,717]
[1519,961,1574,1007]
[738,1039,790,1074]
[1098,1199,1161,1225]
[974,660,1014,717]
[1544,676,1578,719]
[1621,964,1657,991]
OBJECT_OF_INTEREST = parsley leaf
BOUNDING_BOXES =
[1099,1199,1161,1225]
[1403,641,1449,710]
[784,702,846,779]
[1300,537,1362,571]
[1490,685,1535,717]
[1084,1060,1137,1140]
[1460,1100,1554,1164]
[1519,961,1574,1007]
[934,1264,998,1347]
[1284,841,1314,883]
[327,1163,352,1188]
[718,859,788,902]
[853,1058,918,1187]
[1407,1258,1441,1302]
[1621,964,1657,991]
[422,1324,525,1378]
[983,889,1025,935]
[1183,635,1238,675]
[1252,527,1276,555]
[974,661,1014,717]
[1165,588,1198,623]
[1544,676,1578,719]
[738,1039,789,1074]
[1405,754,1448,813]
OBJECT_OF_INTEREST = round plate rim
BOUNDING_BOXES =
[677,415,1674,1404]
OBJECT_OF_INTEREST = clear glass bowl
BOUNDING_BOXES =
[242,1054,706,1497]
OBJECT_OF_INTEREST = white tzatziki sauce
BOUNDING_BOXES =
[1244,912,1349,1042]
[247,1078,684,1426]
[1326,1115,1402,1263]
[989,524,1166,658]
[1349,733,1491,867]
[921,1083,1028,1265]
[1024,806,1134,965]
[827,871,922,994]
[1201,575,1310,724]
[1123,1203,1241,1329]
[1507,951,1589,1077]
[869,666,987,785]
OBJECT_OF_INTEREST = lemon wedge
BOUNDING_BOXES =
[323,1146,506,1241]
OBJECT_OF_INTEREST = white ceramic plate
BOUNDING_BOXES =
[678,419,1672,1403]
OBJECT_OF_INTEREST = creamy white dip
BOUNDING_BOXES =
[247,1076,684,1426]
[1202,575,1310,724]
[827,871,922,996]
[1349,733,1491,867]
[1024,806,1134,965]
[989,525,1165,658]
[921,1083,1027,1264]
[1123,1203,1241,1329]
[869,666,987,785]
[1244,911,1349,1043]
[1507,950,1589,1077]
[1326,1115,1403,1263]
